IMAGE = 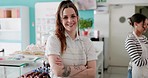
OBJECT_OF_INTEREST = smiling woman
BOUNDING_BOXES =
[125,13,148,78]
[45,0,97,78]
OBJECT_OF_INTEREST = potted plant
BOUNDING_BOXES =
[79,18,93,36]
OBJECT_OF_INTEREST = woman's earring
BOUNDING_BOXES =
[135,26,137,28]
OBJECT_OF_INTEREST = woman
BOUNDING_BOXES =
[45,0,97,78]
[125,13,148,78]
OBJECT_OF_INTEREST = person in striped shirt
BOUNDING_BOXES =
[125,13,148,78]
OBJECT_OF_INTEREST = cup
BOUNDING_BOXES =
[94,30,99,38]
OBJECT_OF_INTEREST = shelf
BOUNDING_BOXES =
[0,30,21,32]
[0,7,20,18]
[0,18,21,30]
[0,39,21,43]
[0,31,21,41]
[0,6,29,56]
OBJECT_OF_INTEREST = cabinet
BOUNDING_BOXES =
[92,41,104,78]
[0,6,30,55]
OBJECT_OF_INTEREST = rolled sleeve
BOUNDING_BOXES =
[87,43,98,61]
[83,37,97,61]
[45,34,61,56]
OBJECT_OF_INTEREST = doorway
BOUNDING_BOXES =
[109,4,135,66]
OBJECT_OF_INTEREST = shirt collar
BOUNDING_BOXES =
[65,31,80,41]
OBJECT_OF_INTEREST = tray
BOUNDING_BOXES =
[0,55,41,63]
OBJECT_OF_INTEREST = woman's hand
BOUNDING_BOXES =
[71,60,96,78]
[47,55,88,77]
[55,56,63,66]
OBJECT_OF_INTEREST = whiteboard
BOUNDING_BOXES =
[35,2,60,45]
[35,2,60,18]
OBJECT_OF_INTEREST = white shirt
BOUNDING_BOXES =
[45,32,97,78]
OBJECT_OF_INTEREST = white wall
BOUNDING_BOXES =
[108,0,148,4]
[94,13,109,68]
[94,13,109,38]
[109,4,135,66]
[95,2,148,67]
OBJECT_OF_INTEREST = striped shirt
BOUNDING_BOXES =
[125,32,148,67]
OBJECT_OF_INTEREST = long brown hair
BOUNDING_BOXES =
[55,0,79,54]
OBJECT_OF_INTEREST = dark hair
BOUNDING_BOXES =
[55,0,78,54]
[128,13,147,27]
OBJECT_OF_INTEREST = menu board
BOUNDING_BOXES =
[35,2,60,45]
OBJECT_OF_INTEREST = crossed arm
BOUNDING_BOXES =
[47,54,96,78]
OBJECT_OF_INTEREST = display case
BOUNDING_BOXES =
[0,6,30,55]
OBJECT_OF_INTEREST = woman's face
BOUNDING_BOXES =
[135,19,148,33]
[143,19,148,32]
[61,8,78,33]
